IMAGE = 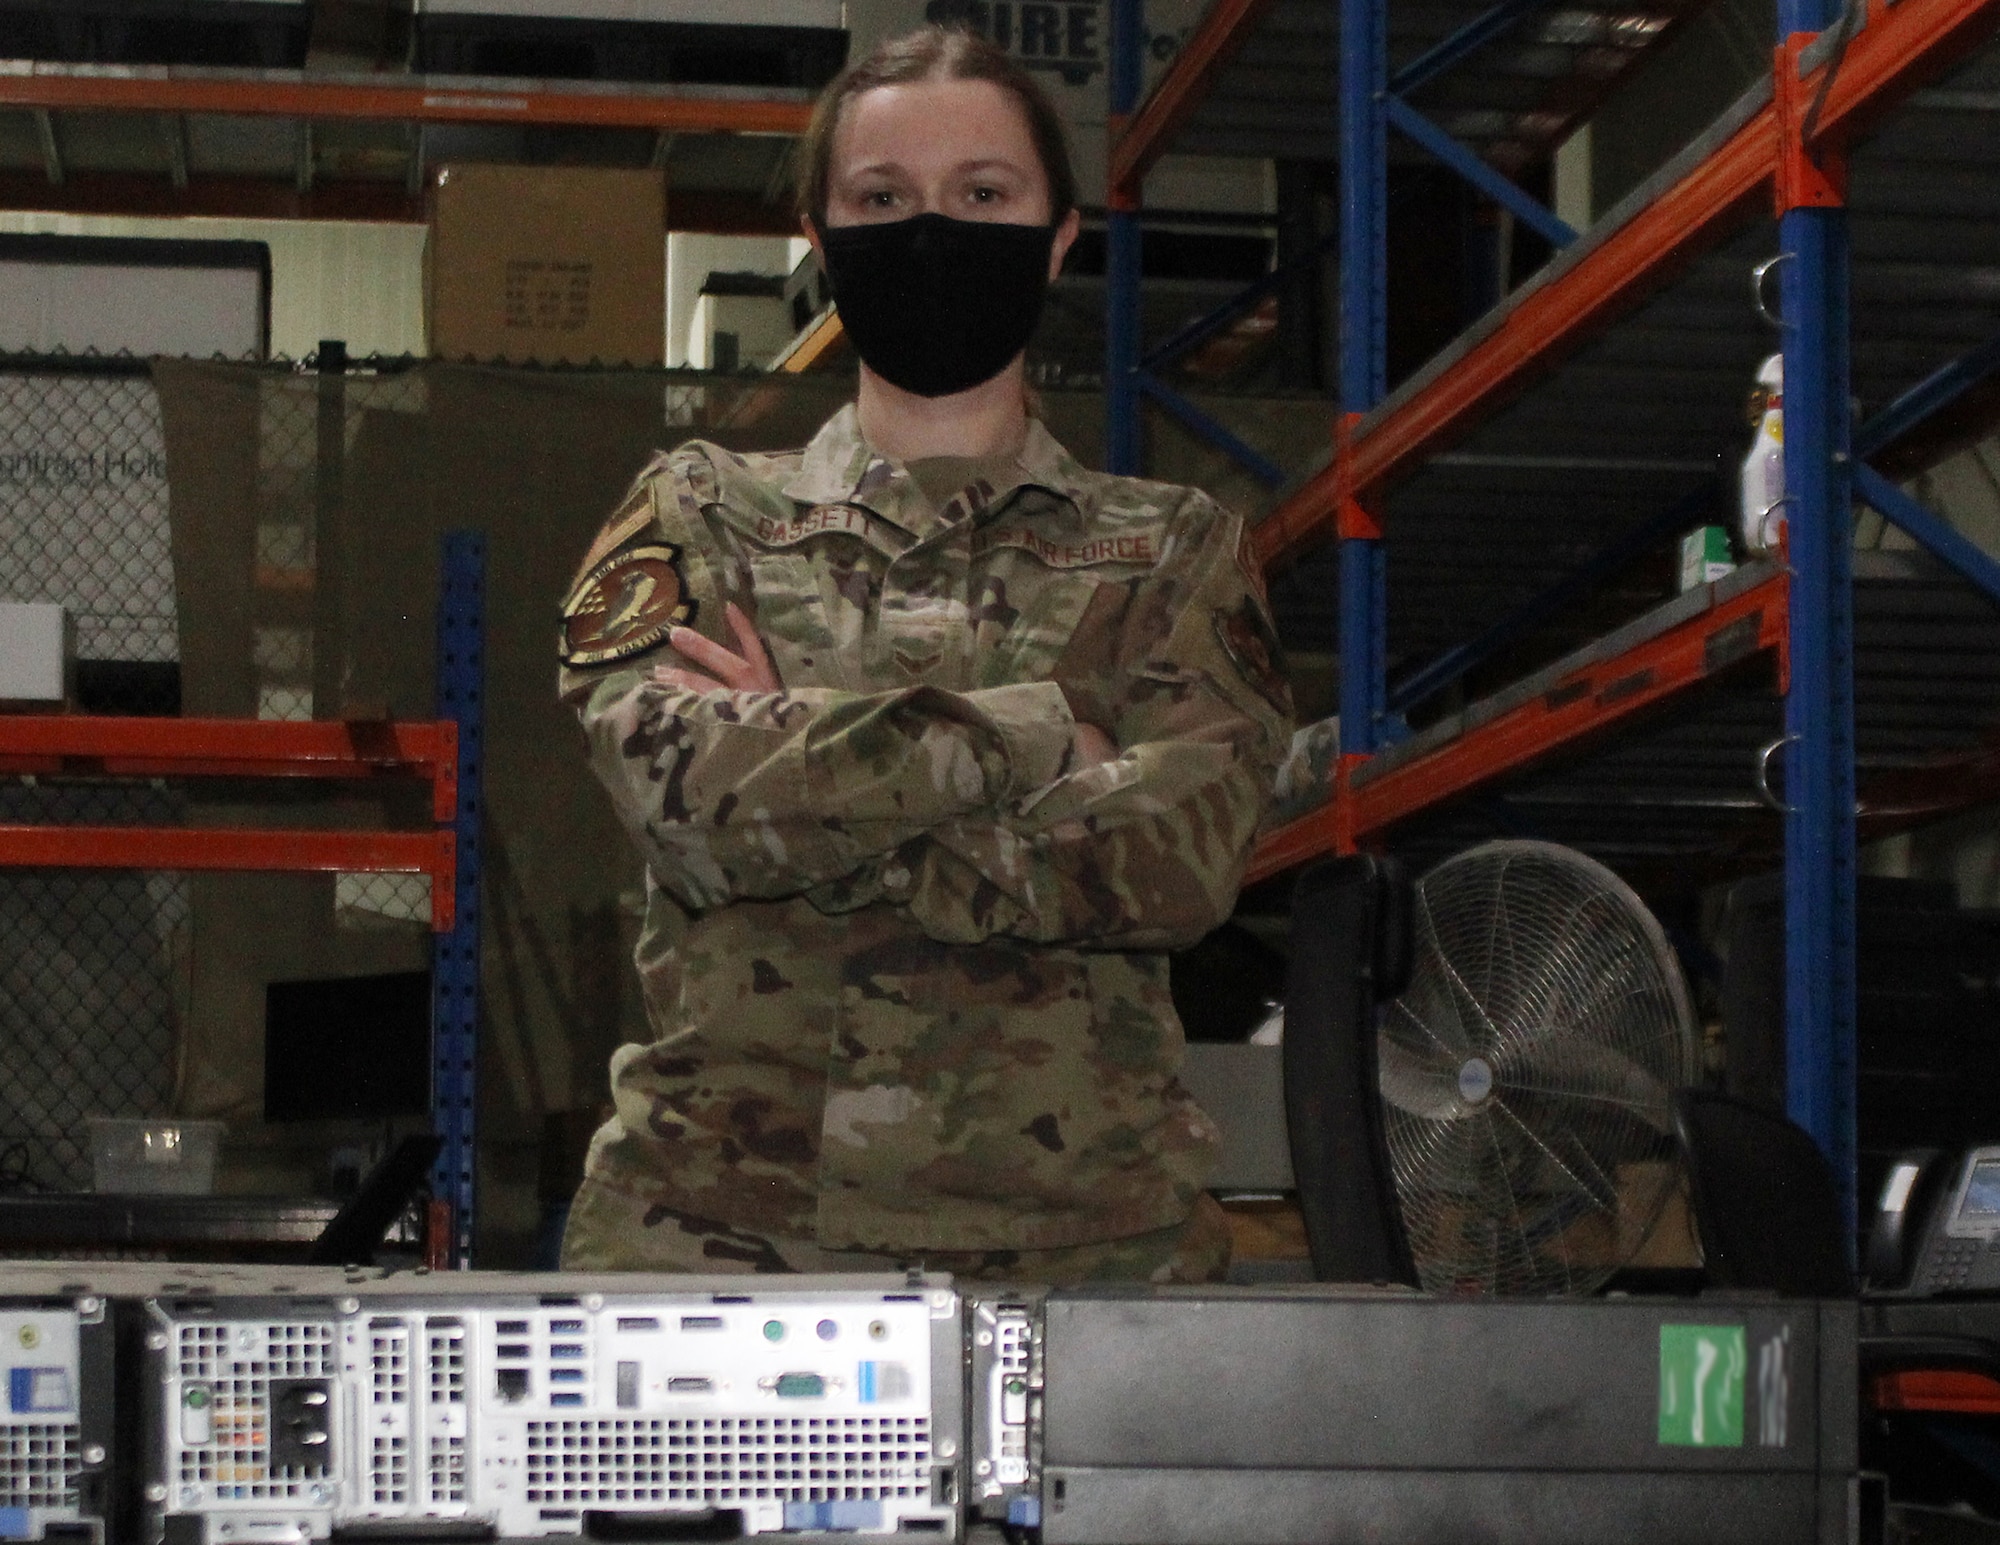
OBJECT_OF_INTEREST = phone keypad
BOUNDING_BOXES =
[1928,1236,1986,1289]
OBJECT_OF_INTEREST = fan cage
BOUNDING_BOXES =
[1380,840,1699,1298]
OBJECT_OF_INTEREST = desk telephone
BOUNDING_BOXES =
[1868,1144,2000,1296]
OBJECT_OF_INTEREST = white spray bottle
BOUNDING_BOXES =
[1740,352,1785,553]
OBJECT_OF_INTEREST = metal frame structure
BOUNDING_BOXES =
[0,57,813,229]
[0,715,462,923]
[431,530,487,1269]
[0,61,813,134]
[1108,0,2000,1223]
[0,532,487,1261]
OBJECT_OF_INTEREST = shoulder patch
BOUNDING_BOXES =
[573,492,656,582]
[560,542,697,668]
[1212,595,1291,717]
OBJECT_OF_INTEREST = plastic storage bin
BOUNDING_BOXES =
[87,1118,223,1195]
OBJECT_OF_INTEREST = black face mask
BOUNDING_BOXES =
[819,213,1057,399]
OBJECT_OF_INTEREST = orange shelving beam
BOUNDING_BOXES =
[0,716,457,819]
[0,61,813,134]
[1244,570,1790,885]
[0,716,461,928]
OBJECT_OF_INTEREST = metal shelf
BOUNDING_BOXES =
[0,59,811,226]
[1252,0,2000,572]
[1249,561,1790,881]
[1110,0,1713,192]
[0,59,814,132]
[1253,548,2000,886]
[0,713,463,928]
[1106,0,2000,1219]
[0,715,457,813]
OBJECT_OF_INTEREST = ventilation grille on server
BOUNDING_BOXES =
[372,1435,409,1507]
[426,1320,465,1405]
[0,1422,79,1509]
[999,1320,1029,1379]
[524,1417,932,1507]
[371,1320,410,1405]
[176,1321,335,1499]
[427,1434,466,1506]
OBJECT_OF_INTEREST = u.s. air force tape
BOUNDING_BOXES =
[559,542,697,668]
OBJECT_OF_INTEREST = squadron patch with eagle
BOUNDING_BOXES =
[559,542,697,668]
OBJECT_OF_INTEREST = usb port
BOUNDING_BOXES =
[680,1316,724,1332]
[496,1343,529,1360]
[548,1319,584,1334]
[549,1344,585,1359]
[496,1320,529,1335]
[667,1377,714,1395]
[549,1369,585,1384]
[550,1393,585,1407]
[617,1317,661,1334]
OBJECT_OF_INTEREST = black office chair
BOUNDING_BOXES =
[1673,1088,1854,1297]
[1282,854,1421,1288]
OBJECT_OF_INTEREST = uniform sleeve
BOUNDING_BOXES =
[879,492,1293,950]
[562,447,1079,913]
[573,672,1074,911]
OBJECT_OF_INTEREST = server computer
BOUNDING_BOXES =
[132,1271,960,1544]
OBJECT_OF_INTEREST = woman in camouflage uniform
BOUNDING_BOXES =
[557,26,1293,1282]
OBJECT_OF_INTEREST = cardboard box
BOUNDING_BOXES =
[1678,525,1735,592]
[427,164,665,366]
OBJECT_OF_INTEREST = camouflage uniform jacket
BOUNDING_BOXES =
[558,404,1292,1253]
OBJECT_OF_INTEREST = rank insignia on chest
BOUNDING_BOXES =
[559,542,697,667]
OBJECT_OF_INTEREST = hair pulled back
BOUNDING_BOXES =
[794,25,1076,228]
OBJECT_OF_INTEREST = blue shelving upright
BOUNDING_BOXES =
[432,529,487,1268]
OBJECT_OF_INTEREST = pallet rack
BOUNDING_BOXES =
[0,527,487,1266]
[1106,0,2000,1220]
[0,59,811,226]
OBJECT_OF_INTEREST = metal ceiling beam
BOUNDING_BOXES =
[0,64,815,135]
[1253,0,2000,571]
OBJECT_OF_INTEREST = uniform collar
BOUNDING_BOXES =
[782,402,1093,537]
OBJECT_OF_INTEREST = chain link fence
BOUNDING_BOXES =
[0,355,445,1193]
[1,360,186,1189]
